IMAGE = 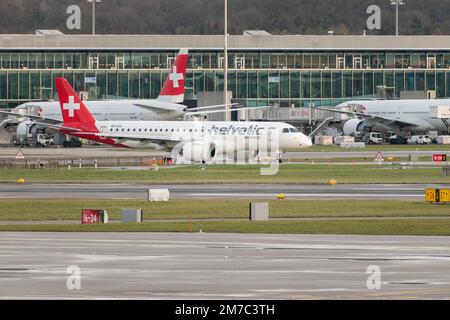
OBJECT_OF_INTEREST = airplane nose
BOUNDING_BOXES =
[301,136,313,147]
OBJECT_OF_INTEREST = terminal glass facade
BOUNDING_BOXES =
[1,50,450,108]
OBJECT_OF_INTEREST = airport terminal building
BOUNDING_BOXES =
[1,32,450,116]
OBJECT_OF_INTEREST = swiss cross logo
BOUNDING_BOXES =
[63,96,80,117]
[169,66,184,88]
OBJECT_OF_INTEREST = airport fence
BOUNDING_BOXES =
[0,156,173,170]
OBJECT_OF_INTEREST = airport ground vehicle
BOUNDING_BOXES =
[63,137,82,148]
[11,132,54,147]
[388,134,408,144]
[407,135,432,145]
[385,131,408,144]
[35,133,54,147]
[360,132,383,144]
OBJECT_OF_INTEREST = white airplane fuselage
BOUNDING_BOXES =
[14,100,186,121]
[338,99,450,133]
[77,121,313,151]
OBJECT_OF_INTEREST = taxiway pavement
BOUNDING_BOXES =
[0,183,430,200]
[0,232,449,299]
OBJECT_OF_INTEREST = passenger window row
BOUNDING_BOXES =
[108,128,203,133]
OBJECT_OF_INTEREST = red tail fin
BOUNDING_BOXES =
[56,78,98,133]
[158,49,189,103]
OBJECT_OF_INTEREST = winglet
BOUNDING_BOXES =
[55,78,99,133]
[158,49,189,103]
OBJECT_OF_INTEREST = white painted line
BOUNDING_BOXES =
[188,193,421,197]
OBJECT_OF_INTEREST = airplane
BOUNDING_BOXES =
[53,77,312,162]
[312,99,450,136]
[0,47,271,145]
[0,49,189,128]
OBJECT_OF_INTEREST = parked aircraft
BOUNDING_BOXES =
[53,77,312,162]
[0,49,190,143]
[313,99,450,136]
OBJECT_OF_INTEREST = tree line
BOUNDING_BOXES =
[1,0,448,35]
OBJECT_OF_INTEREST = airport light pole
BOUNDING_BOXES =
[390,0,406,36]
[224,0,230,121]
[88,0,102,35]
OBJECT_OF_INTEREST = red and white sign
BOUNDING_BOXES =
[15,149,25,160]
[81,209,101,224]
[433,154,447,162]
[375,151,384,162]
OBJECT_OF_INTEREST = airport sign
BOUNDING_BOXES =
[433,154,447,162]
[425,188,450,203]
[268,76,280,83]
[15,149,25,160]
[439,189,450,203]
[81,209,108,224]
[374,151,384,162]
[85,76,97,84]
[425,188,437,202]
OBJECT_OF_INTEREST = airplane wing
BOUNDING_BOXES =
[133,103,183,114]
[311,106,417,128]
[0,109,82,133]
[34,122,82,132]
[0,110,62,124]
[187,103,239,112]
[185,106,273,116]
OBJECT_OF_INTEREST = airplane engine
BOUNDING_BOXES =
[178,137,263,164]
[342,118,370,136]
[182,141,217,163]
[15,120,40,141]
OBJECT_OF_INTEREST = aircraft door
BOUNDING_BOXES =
[100,126,107,139]
[268,127,277,142]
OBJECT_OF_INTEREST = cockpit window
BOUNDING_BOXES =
[283,128,300,133]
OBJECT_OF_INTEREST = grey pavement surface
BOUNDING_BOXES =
[287,150,450,159]
[0,232,449,300]
[0,146,448,160]
[0,146,168,160]
[0,183,435,200]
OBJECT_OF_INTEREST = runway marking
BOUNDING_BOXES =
[359,288,450,298]
[188,193,421,198]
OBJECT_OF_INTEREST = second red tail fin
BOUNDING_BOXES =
[158,49,189,103]
[56,78,98,133]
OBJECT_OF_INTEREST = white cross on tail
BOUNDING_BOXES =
[169,66,184,88]
[63,96,80,117]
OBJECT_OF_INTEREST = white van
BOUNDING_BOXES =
[407,135,432,145]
